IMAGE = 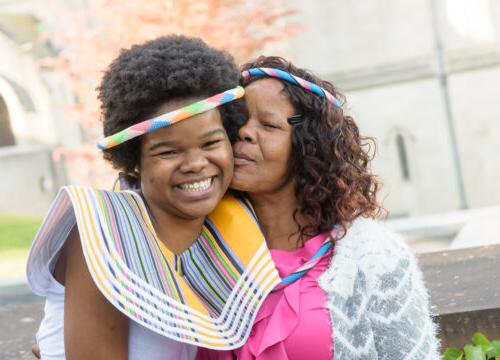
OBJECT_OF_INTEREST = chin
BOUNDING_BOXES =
[177,208,211,220]
[180,199,219,219]
[228,183,246,192]
[229,176,255,192]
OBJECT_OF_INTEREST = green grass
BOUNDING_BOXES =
[0,213,42,251]
[0,248,31,280]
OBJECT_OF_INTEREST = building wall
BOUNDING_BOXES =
[0,4,80,215]
[286,0,500,216]
[348,78,461,216]
[448,66,500,208]
[0,145,61,216]
[0,26,81,147]
[287,0,434,73]
[0,33,54,145]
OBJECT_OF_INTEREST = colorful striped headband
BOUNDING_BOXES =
[241,68,341,108]
[97,86,245,150]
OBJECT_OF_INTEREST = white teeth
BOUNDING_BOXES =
[179,178,212,192]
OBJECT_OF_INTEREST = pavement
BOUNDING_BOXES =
[0,283,43,360]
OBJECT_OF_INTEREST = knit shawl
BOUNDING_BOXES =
[318,217,441,359]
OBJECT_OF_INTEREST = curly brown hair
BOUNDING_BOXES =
[240,56,384,242]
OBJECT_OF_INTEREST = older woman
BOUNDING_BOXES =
[198,56,440,359]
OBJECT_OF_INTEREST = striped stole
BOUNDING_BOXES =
[32,186,281,349]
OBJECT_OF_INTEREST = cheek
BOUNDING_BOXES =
[214,145,234,173]
[261,135,292,167]
[260,138,293,183]
[141,159,174,189]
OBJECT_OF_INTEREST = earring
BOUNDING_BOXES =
[126,165,139,179]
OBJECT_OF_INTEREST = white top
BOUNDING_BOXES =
[26,201,197,359]
[34,270,197,360]
[28,224,197,360]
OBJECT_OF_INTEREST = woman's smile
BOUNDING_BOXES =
[140,100,233,221]
[174,176,218,198]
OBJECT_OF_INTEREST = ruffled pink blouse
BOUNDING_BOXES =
[197,232,333,360]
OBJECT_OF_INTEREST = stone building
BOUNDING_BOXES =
[288,0,500,217]
[0,0,80,215]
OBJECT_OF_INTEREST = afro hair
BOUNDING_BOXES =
[98,35,245,173]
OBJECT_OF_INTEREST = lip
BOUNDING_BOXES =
[233,151,255,166]
[173,176,218,199]
[175,176,216,187]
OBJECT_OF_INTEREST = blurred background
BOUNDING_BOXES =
[0,0,499,280]
[1,1,500,357]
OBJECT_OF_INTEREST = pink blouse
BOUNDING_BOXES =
[197,232,333,360]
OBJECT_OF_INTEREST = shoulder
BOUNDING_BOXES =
[337,217,414,272]
[343,217,410,253]
[319,217,417,293]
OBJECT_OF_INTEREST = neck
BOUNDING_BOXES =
[248,184,305,251]
[146,200,205,255]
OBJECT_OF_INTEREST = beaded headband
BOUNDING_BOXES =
[241,68,341,108]
[97,86,245,150]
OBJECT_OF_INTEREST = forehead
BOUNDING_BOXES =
[141,98,223,145]
[245,78,286,98]
[244,78,294,115]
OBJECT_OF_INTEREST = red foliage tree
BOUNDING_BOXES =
[37,0,301,187]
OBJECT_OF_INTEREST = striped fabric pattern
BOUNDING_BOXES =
[273,226,338,292]
[241,68,341,107]
[97,86,244,150]
[28,186,281,349]
[175,222,244,317]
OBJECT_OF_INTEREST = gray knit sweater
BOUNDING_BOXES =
[318,217,441,359]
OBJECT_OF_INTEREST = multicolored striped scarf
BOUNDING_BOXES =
[273,227,338,292]
[29,186,281,349]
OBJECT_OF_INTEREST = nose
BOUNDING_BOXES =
[179,149,209,173]
[237,120,257,143]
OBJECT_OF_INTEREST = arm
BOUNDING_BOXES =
[64,227,128,360]
[31,344,40,359]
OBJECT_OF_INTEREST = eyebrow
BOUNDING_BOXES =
[200,128,226,139]
[257,109,284,119]
[147,128,226,152]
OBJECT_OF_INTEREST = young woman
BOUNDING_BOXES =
[198,57,440,359]
[26,37,280,360]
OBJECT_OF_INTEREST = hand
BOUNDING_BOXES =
[31,344,41,359]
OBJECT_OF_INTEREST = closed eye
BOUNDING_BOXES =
[262,122,280,129]
[159,150,179,157]
[202,139,222,148]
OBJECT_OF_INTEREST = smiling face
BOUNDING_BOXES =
[231,79,296,195]
[139,97,233,222]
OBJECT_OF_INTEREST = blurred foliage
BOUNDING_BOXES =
[443,332,500,360]
[36,0,302,187]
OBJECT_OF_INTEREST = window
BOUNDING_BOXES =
[0,96,15,147]
[396,133,410,181]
